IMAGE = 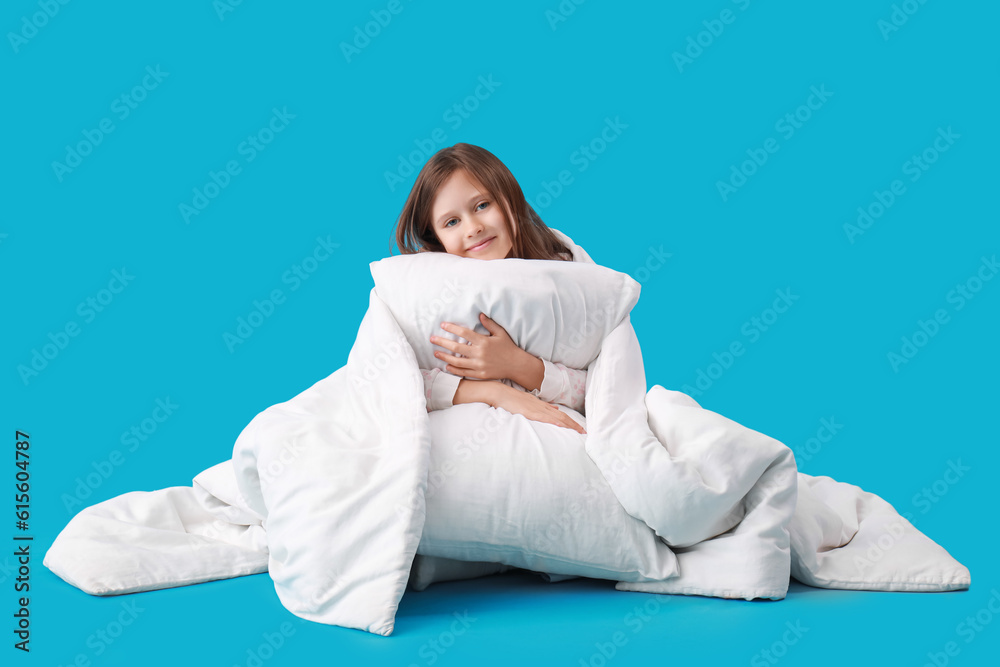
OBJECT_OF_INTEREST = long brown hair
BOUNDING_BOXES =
[392,143,573,260]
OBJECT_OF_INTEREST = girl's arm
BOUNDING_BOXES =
[430,314,585,411]
[530,359,587,413]
[508,356,586,412]
[507,351,544,393]
[453,378,584,434]
[420,368,584,433]
[420,367,499,412]
[486,382,586,434]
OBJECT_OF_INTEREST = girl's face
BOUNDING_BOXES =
[430,169,514,260]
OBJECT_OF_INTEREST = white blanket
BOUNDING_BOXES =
[44,233,971,636]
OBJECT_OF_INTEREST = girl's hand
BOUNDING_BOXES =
[431,313,531,383]
[489,383,587,435]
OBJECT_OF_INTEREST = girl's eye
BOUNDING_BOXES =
[444,202,488,228]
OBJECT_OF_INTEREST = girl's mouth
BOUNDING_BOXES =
[468,237,494,252]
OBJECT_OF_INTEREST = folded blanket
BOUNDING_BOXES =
[44,230,970,636]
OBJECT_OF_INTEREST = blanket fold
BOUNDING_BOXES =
[43,231,970,636]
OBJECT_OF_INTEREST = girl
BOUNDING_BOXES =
[393,143,587,435]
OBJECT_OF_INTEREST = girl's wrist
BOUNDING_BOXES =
[512,350,544,393]
[454,378,504,407]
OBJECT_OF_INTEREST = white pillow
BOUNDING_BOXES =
[368,251,640,373]
[416,402,679,583]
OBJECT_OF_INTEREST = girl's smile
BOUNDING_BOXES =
[467,236,494,252]
[431,169,513,260]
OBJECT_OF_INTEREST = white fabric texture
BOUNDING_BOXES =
[368,245,639,374]
[43,228,971,637]
[419,401,680,582]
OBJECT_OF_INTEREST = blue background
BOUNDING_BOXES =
[3,0,997,665]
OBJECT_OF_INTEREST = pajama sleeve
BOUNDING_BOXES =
[421,360,587,413]
[532,358,587,412]
[419,367,462,412]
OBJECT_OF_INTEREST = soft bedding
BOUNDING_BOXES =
[43,229,970,636]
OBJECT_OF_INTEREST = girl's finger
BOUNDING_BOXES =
[429,336,461,353]
[445,364,474,377]
[441,322,483,342]
[559,414,578,431]
[558,413,585,435]
[545,415,566,429]
[549,411,574,430]
[435,350,471,366]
